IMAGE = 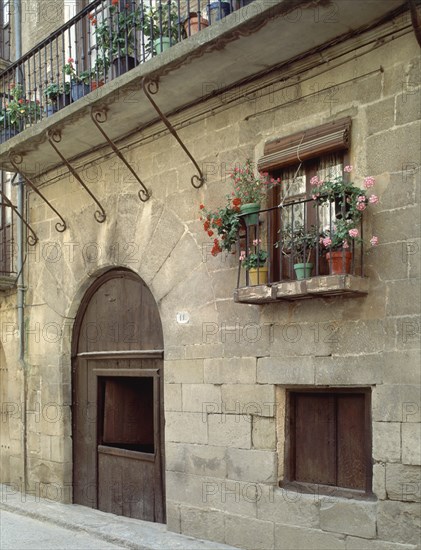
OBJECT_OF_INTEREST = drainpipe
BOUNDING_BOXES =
[13,0,27,494]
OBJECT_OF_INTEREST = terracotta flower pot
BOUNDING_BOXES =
[184,15,209,36]
[326,250,352,274]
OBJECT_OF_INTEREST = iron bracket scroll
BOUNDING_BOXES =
[90,108,151,202]
[8,151,67,234]
[0,188,38,245]
[142,79,205,190]
[47,129,106,223]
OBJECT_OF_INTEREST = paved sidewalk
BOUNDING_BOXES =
[0,485,240,550]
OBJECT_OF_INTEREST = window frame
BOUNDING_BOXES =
[282,387,373,500]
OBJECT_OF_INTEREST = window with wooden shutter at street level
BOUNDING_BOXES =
[284,389,372,497]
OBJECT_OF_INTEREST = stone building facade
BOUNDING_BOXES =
[0,1,420,549]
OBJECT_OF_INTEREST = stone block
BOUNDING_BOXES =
[257,356,315,385]
[164,383,182,412]
[372,385,421,422]
[319,500,377,538]
[386,279,421,317]
[164,360,204,384]
[274,524,345,550]
[257,487,319,527]
[365,98,395,136]
[165,412,208,444]
[165,442,186,473]
[185,343,225,360]
[252,416,276,450]
[315,355,382,386]
[402,423,421,465]
[166,471,218,509]
[366,123,421,175]
[373,462,387,500]
[377,501,421,545]
[182,384,221,413]
[345,537,418,550]
[166,501,181,534]
[208,414,251,449]
[180,505,225,544]
[381,351,421,385]
[395,316,421,351]
[184,443,227,478]
[396,90,421,126]
[221,384,275,417]
[385,463,421,502]
[373,422,401,462]
[226,448,277,483]
[204,357,257,384]
[225,514,274,550]
[372,206,420,245]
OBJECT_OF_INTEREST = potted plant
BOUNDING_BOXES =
[229,158,280,226]
[56,82,71,109]
[240,239,268,285]
[199,196,241,257]
[143,0,185,55]
[314,167,380,274]
[278,222,318,280]
[43,82,61,116]
[91,1,139,77]
[0,83,41,141]
[207,1,231,24]
[63,58,91,101]
[183,11,209,36]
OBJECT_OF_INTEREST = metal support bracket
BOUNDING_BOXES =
[8,151,67,233]
[0,188,38,245]
[90,108,151,202]
[142,78,205,190]
[47,129,106,223]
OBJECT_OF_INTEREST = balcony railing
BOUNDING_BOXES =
[0,0,251,144]
[236,195,366,290]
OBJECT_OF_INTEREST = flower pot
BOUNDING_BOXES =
[45,105,58,117]
[57,93,71,110]
[71,82,90,102]
[91,79,105,91]
[184,14,209,36]
[239,202,260,226]
[326,250,352,274]
[248,267,268,285]
[294,262,313,280]
[0,127,20,143]
[112,56,136,78]
[153,37,172,54]
[207,1,231,24]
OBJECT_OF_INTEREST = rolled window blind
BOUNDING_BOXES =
[258,117,351,172]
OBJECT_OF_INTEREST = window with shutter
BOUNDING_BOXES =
[285,388,372,496]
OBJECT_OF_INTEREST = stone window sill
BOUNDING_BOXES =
[234,275,369,304]
[0,275,17,291]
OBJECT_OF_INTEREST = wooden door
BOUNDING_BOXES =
[72,269,165,523]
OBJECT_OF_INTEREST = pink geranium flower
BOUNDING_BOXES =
[349,228,359,238]
[369,194,379,204]
[357,203,366,211]
[344,165,353,172]
[364,176,375,188]
[370,236,379,246]
[322,237,332,247]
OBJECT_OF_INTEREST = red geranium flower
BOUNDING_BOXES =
[67,57,74,63]
[203,220,210,231]
[207,230,214,237]
[232,197,241,206]
[215,218,222,227]
[112,0,119,5]
[199,204,205,210]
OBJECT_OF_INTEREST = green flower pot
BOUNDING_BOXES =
[294,262,313,280]
[239,202,260,226]
[153,37,172,54]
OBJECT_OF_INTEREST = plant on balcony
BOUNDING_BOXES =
[91,0,140,75]
[240,239,268,285]
[277,222,318,280]
[314,167,380,274]
[143,0,185,55]
[0,83,41,137]
[229,158,280,225]
[199,197,241,257]
[63,58,92,101]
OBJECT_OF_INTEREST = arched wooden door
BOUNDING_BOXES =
[72,269,165,523]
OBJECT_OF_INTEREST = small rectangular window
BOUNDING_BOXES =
[285,389,371,495]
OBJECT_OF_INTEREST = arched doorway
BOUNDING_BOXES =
[71,269,165,523]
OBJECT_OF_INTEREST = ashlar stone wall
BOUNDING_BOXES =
[0,11,419,550]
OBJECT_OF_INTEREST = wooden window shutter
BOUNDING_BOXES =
[258,117,351,172]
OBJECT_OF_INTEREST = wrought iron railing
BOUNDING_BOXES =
[0,0,251,144]
[237,195,365,288]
